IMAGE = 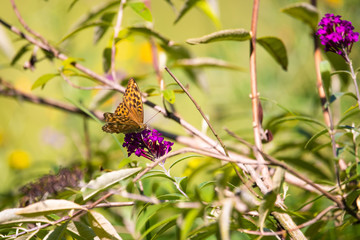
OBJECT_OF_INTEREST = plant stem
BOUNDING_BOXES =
[344,52,360,111]
[159,163,189,198]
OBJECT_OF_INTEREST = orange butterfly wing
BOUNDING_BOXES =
[102,79,146,134]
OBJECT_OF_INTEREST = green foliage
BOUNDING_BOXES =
[1,0,360,239]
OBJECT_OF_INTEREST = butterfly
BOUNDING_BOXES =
[102,79,146,134]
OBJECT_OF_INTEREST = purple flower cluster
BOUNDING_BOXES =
[316,13,359,58]
[122,129,174,161]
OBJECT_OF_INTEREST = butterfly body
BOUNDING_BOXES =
[102,79,146,134]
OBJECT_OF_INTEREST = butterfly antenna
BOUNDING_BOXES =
[145,109,162,125]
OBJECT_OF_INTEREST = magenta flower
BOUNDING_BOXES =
[122,129,174,161]
[316,13,359,59]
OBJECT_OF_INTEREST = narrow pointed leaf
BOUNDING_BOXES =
[0,208,50,225]
[31,73,59,90]
[272,167,285,194]
[129,2,152,22]
[81,168,141,201]
[270,116,327,128]
[59,22,111,43]
[139,214,179,240]
[94,12,116,44]
[67,221,96,240]
[196,1,221,28]
[88,210,122,240]
[186,29,251,45]
[258,191,277,230]
[174,57,245,71]
[169,155,202,169]
[281,3,319,30]
[304,128,328,149]
[10,44,31,66]
[102,47,111,73]
[257,37,288,71]
[163,89,175,104]
[128,26,170,44]
[72,1,118,27]
[175,0,201,24]
[320,60,331,98]
[44,222,68,240]
[181,209,201,240]
[16,200,86,216]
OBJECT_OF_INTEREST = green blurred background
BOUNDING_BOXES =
[0,0,359,204]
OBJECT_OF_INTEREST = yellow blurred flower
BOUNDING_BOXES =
[0,130,3,146]
[182,158,202,176]
[8,150,31,169]
[14,77,32,93]
[325,0,343,7]
[140,42,153,64]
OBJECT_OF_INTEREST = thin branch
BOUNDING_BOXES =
[0,18,227,157]
[165,66,229,156]
[85,201,134,208]
[225,127,345,209]
[133,147,264,183]
[10,0,57,54]
[111,0,126,81]
[239,205,336,236]
[60,71,114,90]
[249,0,272,188]
[0,78,103,119]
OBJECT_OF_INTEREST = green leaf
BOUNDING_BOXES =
[44,222,68,240]
[16,200,86,217]
[198,181,215,190]
[88,210,122,240]
[136,204,166,232]
[257,36,288,71]
[149,218,178,240]
[272,167,285,194]
[196,0,221,28]
[102,47,112,73]
[175,176,188,192]
[10,44,31,66]
[67,221,96,240]
[65,98,102,124]
[163,89,175,104]
[68,0,79,11]
[186,29,251,45]
[71,1,118,27]
[269,115,327,129]
[94,12,116,44]
[0,208,50,225]
[128,26,171,44]
[62,57,83,69]
[173,57,246,71]
[59,22,111,44]
[169,155,202,169]
[181,209,202,240]
[129,2,152,22]
[258,191,277,230]
[187,222,218,240]
[304,128,328,149]
[320,60,331,98]
[329,92,358,105]
[31,73,59,90]
[281,3,319,30]
[81,168,141,201]
[139,214,179,240]
[175,0,202,24]
[140,172,175,182]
